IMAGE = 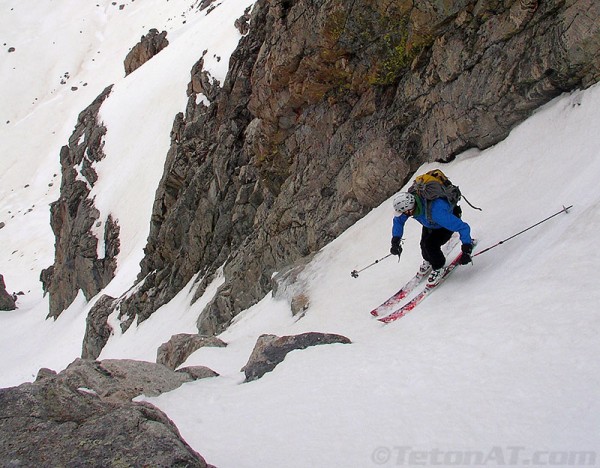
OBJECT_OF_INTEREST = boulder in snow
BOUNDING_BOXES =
[242,332,351,382]
[157,333,227,370]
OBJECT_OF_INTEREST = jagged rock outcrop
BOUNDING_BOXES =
[242,332,352,382]
[124,29,169,75]
[41,86,120,319]
[82,294,117,359]
[0,358,213,467]
[0,274,16,311]
[47,0,600,343]
[234,5,252,35]
[157,333,227,370]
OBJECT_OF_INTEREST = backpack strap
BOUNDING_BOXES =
[460,193,483,212]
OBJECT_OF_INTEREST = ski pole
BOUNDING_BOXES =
[351,254,394,278]
[474,205,572,257]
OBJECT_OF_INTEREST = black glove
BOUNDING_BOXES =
[390,237,402,257]
[459,243,473,265]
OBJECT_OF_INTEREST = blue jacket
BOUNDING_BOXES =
[392,198,472,245]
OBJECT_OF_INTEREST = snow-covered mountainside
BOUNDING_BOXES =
[1,1,600,467]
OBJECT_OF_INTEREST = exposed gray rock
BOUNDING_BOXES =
[235,6,252,35]
[177,366,220,380]
[55,358,196,401]
[199,0,217,13]
[124,29,169,75]
[188,54,221,103]
[242,332,352,382]
[0,388,207,467]
[157,334,227,370]
[0,274,16,311]
[41,86,120,319]
[0,359,211,467]
[82,294,117,359]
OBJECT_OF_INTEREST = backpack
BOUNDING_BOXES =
[408,169,480,221]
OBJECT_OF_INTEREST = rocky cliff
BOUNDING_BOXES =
[41,86,120,319]
[45,0,600,340]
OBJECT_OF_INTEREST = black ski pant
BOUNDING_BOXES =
[420,227,454,270]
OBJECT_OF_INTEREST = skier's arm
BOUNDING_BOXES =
[392,214,409,239]
[390,215,408,256]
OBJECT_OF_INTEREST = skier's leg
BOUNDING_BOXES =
[420,228,433,264]
[421,227,453,270]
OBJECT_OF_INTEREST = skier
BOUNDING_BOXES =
[390,192,473,285]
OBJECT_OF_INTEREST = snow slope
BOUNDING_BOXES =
[1,1,599,467]
[138,86,600,467]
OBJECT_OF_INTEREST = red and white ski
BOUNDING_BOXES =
[378,240,477,324]
[369,236,459,317]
